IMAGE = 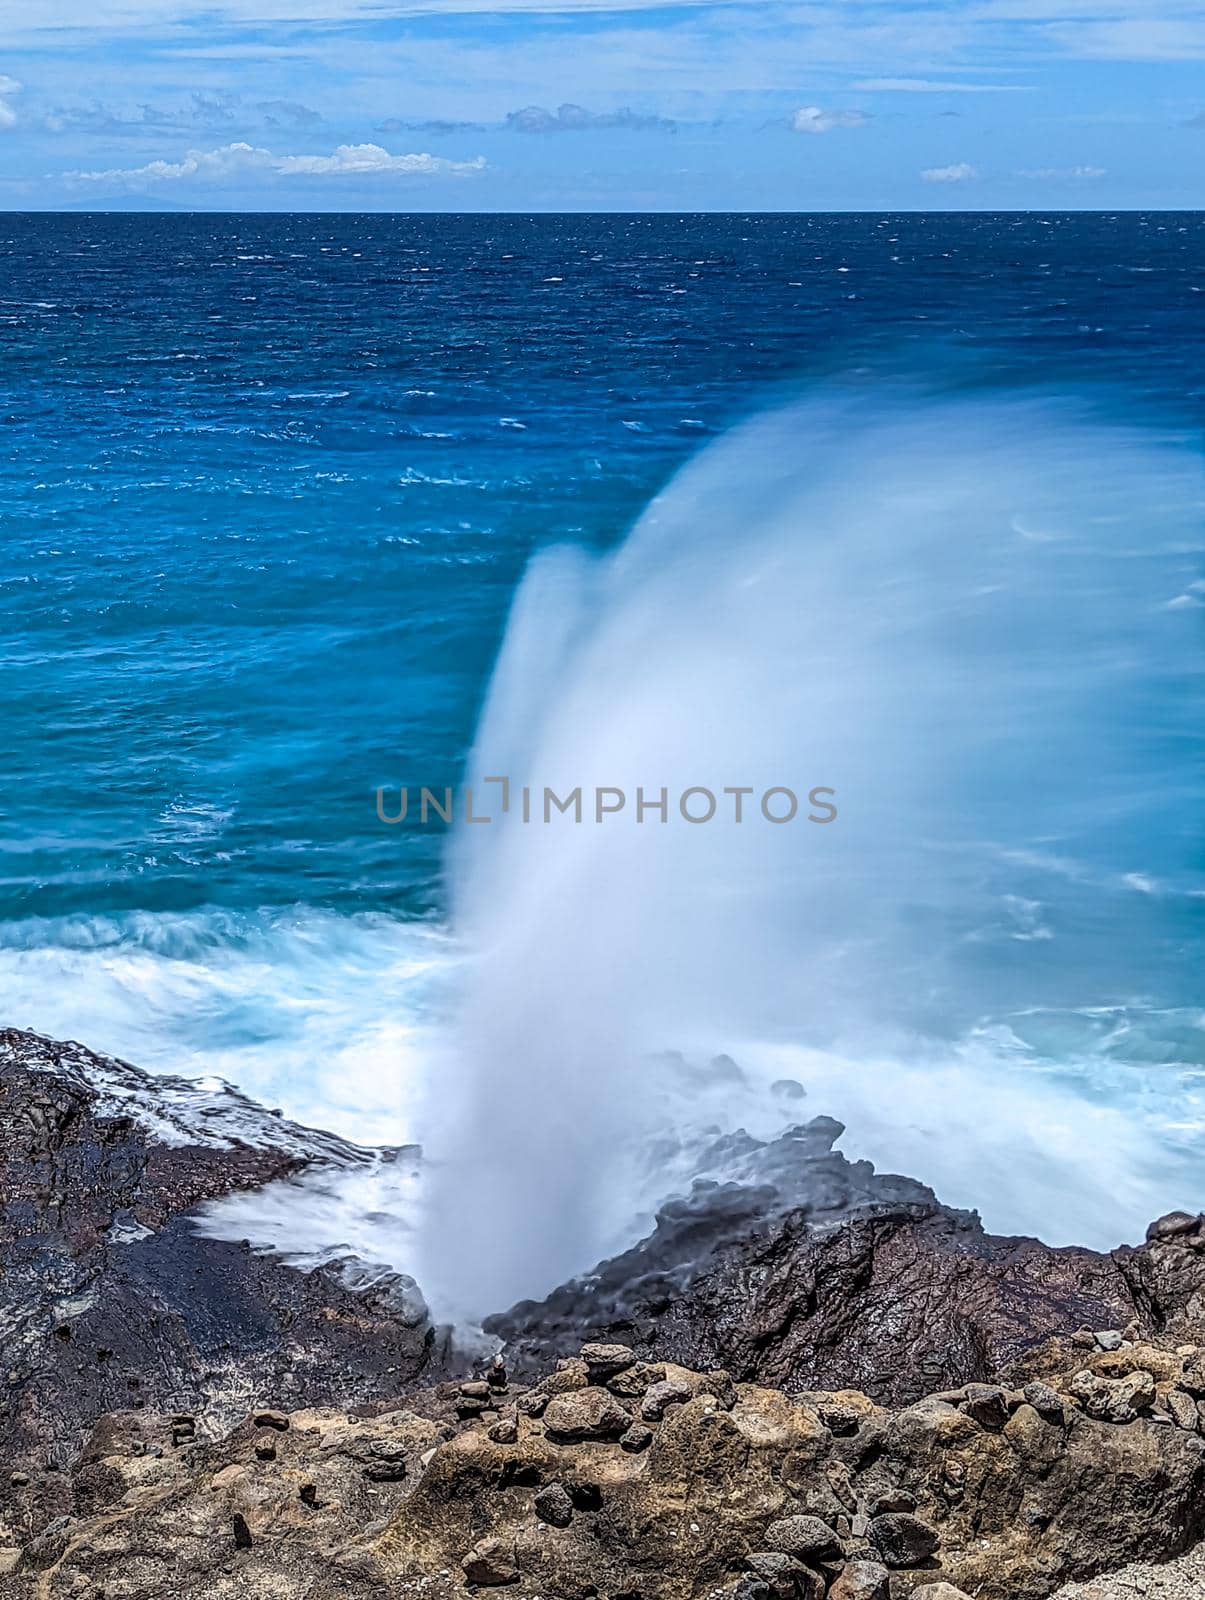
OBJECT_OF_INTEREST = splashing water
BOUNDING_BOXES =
[10,382,1204,1325]
[411,384,1205,1321]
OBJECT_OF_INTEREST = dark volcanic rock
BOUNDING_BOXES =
[487,1117,1152,1404]
[0,1029,441,1489]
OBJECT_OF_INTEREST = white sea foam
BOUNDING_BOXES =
[4,383,1203,1328]
[419,383,1205,1319]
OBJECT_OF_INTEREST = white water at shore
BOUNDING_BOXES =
[4,385,1203,1324]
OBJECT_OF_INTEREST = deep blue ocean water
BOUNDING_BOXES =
[2,213,1203,1277]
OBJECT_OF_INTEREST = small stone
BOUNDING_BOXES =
[9,1472,29,1487]
[533,1482,574,1528]
[1179,1351,1205,1397]
[364,1440,409,1482]
[462,1536,519,1587]
[1167,1390,1200,1432]
[607,1361,666,1399]
[620,1422,654,1452]
[762,1514,842,1561]
[460,1380,492,1399]
[640,1378,694,1421]
[253,1410,289,1431]
[232,1513,254,1549]
[828,1560,890,1600]
[579,1342,638,1380]
[911,1587,974,1600]
[959,1385,1010,1431]
[701,1369,738,1410]
[488,1411,519,1446]
[869,1512,940,1567]
[255,1441,277,1461]
[516,1392,547,1417]
[1022,1381,1065,1420]
[543,1387,632,1440]
[1071,1328,1097,1349]
[1095,1330,1124,1352]
[0,1551,21,1577]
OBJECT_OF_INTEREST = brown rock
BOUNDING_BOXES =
[762,1514,842,1560]
[829,1560,890,1599]
[543,1386,632,1440]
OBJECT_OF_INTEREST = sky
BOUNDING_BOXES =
[0,0,1203,210]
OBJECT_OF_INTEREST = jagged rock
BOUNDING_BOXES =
[1167,1390,1199,1432]
[1022,1380,1066,1420]
[488,1120,1165,1405]
[960,1384,1010,1430]
[0,1027,442,1490]
[869,1511,940,1567]
[620,1421,654,1451]
[1070,1368,1157,1424]
[1147,1212,1203,1243]
[488,1410,519,1445]
[1095,1331,1124,1352]
[7,1342,1205,1599]
[1177,1351,1205,1396]
[534,1483,574,1527]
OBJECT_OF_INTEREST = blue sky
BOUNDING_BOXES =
[1,0,1204,209]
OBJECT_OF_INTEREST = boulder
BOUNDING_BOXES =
[542,1387,632,1440]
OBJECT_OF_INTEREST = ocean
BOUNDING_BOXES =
[2,212,1203,1317]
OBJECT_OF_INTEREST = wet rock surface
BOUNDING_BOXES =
[489,1136,1205,1409]
[7,1030,1205,1595]
[0,1030,444,1491]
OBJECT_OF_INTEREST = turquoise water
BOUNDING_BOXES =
[2,212,1203,1278]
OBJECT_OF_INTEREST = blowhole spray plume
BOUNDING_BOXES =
[411,383,1204,1324]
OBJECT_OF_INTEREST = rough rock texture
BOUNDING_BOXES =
[489,1123,1205,1407]
[4,1340,1205,1599]
[9,1030,1205,1595]
[0,1030,443,1491]
[1052,1546,1205,1599]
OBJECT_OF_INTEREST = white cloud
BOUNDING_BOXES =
[1043,18,1205,59]
[791,105,868,133]
[0,74,22,130]
[855,77,1031,92]
[1015,164,1106,179]
[921,161,979,181]
[64,141,486,187]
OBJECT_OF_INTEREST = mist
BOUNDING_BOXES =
[411,383,1204,1323]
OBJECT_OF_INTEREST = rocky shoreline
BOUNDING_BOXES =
[3,1027,1205,1597]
